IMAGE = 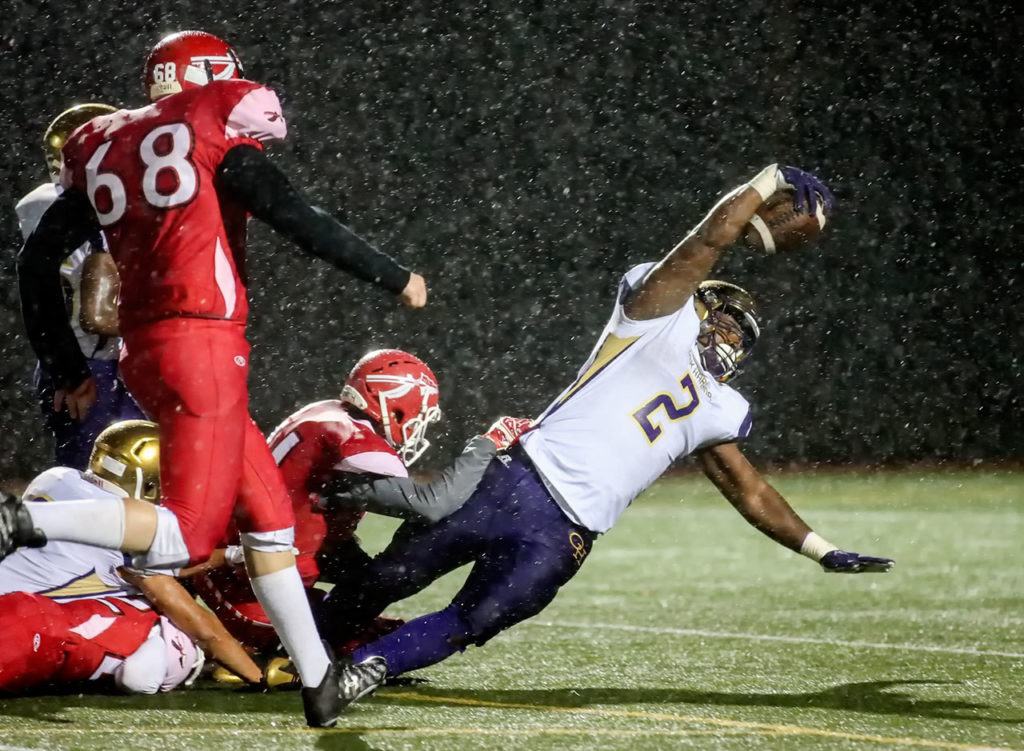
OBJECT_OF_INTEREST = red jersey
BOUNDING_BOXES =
[59,79,287,332]
[55,596,160,683]
[0,592,158,693]
[267,399,408,585]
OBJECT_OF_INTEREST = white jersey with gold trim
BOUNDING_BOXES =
[0,467,133,599]
[15,182,119,361]
[521,263,753,534]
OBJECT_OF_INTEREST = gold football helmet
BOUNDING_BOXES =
[88,420,161,502]
[695,280,761,383]
[42,103,117,180]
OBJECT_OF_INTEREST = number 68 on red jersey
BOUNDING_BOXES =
[60,79,287,332]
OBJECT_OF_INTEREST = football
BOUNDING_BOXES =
[743,189,828,254]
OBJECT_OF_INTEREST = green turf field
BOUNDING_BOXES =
[1,469,1022,750]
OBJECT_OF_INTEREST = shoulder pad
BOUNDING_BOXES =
[218,80,286,143]
[336,425,408,478]
[23,466,87,502]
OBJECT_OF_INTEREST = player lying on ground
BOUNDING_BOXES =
[320,164,895,706]
[0,421,262,693]
[14,103,143,469]
[188,349,529,675]
[11,31,427,726]
[0,592,204,695]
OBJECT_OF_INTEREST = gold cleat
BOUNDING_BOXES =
[265,656,301,690]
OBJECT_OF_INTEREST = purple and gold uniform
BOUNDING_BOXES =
[324,263,753,676]
[15,184,143,469]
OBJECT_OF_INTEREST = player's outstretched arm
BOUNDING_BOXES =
[322,436,497,523]
[17,189,99,414]
[121,569,263,684]
[321,417,530,523]
[80,252,120,336]
[624,165,830,321]
[698,442,894,573]
[216,144,426,308]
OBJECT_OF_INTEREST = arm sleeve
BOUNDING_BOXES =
[215,144,411,294]
[16,188,97,390]
[326,436,497,523]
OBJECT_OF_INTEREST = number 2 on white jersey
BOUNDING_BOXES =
[632,372,701,444]
[85,123,198,226]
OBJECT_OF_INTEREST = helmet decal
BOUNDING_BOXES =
[145,31,243,101]
[339,349,441,466]
[87,420,161,502]
[365,373,442,465]
[99,454,127,477]
[182,53,242,86]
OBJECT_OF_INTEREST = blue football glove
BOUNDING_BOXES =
[820,550,894,574]
[778,166,835,216]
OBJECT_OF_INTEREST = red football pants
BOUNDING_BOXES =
[121,319,295,563]
[0,593,68,692]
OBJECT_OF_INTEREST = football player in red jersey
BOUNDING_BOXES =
[9,31,426,726]
[0,592,204,695]
[190,350,531,661]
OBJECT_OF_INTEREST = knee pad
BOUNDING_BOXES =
[240,527,296,554]
[131,506,190,572]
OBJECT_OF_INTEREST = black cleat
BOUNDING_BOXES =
[0,492,46,559]
[338,655,388,708]
[301,659,342,728]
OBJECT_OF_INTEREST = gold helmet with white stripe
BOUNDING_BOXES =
[88,420,161,502]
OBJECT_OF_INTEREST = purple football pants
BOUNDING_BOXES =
[324,450,596,676]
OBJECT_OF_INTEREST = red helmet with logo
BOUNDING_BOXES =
[144,31,244,102]
[340,349,441,465]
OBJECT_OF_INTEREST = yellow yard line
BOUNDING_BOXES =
[1,692,1015,751]
[0,726,756,739]
[1,720,1014,751]
[384,691,1019,751]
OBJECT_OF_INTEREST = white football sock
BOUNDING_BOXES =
[26,498,125,548]
[248,565,330,687]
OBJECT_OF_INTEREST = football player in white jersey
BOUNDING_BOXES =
[0,421,262,691]
[322,164,895,705]
[14,104,143,469]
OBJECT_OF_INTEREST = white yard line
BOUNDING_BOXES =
[528,620,1024,659]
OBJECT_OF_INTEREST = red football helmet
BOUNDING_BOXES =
[340,349,441,465]
[144,31,244,102]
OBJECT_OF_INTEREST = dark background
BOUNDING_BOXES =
[1,0,1021,477]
